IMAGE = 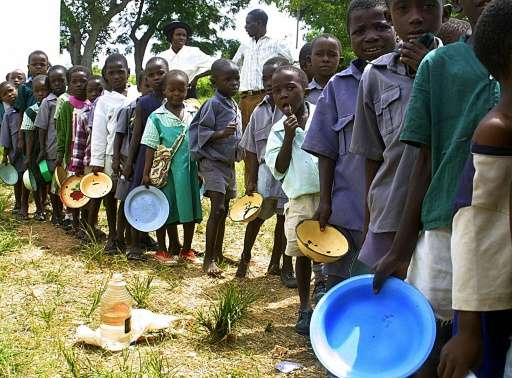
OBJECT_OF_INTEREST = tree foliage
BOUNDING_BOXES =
[266,0,354,64]
[60,0,131,69]
[116,0,250,76]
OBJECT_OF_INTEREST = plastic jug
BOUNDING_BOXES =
[99,273,133,348]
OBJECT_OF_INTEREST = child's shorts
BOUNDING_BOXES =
[406,228,453,321]
[284,193,320,257]
[258,197,287,220]
[199,159,237,200]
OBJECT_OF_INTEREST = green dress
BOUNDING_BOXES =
[141,104,202,224]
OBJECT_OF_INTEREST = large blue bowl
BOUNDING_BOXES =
[124,185,169,232]
[310,274,436,378]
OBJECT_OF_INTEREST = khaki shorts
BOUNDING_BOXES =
[284,193,320,257]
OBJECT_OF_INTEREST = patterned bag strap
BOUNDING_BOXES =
[167,125,188,160]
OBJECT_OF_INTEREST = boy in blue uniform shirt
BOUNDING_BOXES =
[189,59,244,277]
[303,0,397,290]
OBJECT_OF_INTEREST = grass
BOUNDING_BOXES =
[197,282,259,343]
[0,339,24,377]
[0,165,324,377]
[127,274,154,309]
[84,277,109,318]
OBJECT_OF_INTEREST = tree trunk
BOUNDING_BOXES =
[132,28,156,80]
[68,30,83,65]
[81,28,101,70]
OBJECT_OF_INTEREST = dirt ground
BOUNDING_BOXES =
[0,182,328,377]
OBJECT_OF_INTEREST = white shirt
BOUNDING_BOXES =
[90,87,139,167]
[160,45,215,82]
[233,35,293,92]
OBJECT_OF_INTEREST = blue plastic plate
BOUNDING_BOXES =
[124,185,169,232]
[310,274,436,378]
[0,164,18,185]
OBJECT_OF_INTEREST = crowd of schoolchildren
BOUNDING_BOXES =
[0,0,511,376]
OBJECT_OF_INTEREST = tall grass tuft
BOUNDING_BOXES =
[84,277,109,318]
[127,274,154,309]
[197,283,258,343]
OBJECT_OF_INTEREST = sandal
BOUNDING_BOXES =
[154,250,174,264]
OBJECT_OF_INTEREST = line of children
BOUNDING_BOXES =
[141,70,202,264]
[3,4,512,375]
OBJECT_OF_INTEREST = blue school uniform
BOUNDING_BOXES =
[302,60,367,279]
[189,90,243,163]
[0,108,23,173]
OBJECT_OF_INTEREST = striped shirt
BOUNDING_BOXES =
[233,35,292,92]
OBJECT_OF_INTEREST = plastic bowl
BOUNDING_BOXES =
[38,160,52,183]
[124,185,169,232]
[310,275,436,378]
[0,163,18,186]
[80,172,113,199]
[22,170,37,191]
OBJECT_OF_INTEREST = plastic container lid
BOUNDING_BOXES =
[310,274,436,378]
[124,185,169,232]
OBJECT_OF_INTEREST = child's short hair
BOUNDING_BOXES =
[299,43,312,66]
[474,0,512,79]
[273,65,309,89]
[0,81,13,94]
[211,59,238,78]
[102,53,129,77]
[161,70,189,92]
[46,65,67,88]
[33,74,49,88]
[145,56,169,70]
[347,0,387,28]
[247,9,268,26]
[311,34,342,53]
[437,18,471,44]
[67,65,91,82]
[28,50,49,64]
[263,57,289,69]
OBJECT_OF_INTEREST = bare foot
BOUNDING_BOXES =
[204,260,223,277]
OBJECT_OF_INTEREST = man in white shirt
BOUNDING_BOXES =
[232,9,293,131]
[160,21,215,98]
